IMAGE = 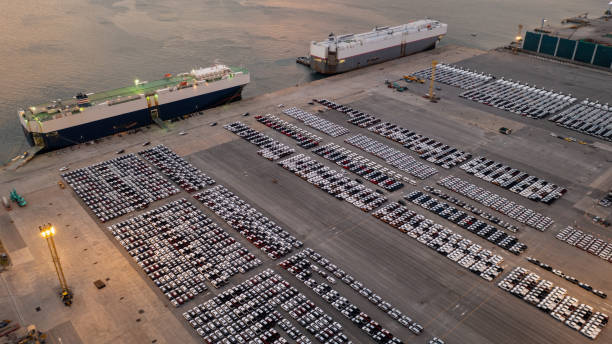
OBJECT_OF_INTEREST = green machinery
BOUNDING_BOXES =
[10,189,26,207]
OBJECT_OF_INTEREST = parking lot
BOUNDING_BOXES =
[316,99,473,169]
[459,79,575,119]
[437,176,553,231]
[107,198,261,306]
[403,189,527,255]
[459,156,567,204]
[188,130,610,343]
[344,134,438,180]
[182,268,353,343]
[1,45,611,343]
[556,226,612,263]
[498,266,608,340]
[549,101,612,142]
[139,144,216,193]
[224,121,296,161]
[311,143,405,191]
[409,63,493,90]
[280,248,419,341]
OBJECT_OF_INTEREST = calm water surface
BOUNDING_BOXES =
[0,0,606,163]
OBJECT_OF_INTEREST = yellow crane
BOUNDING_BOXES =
[40,224,73,306]
[426,60,439,102]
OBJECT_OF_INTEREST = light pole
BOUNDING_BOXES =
[515,24,524,43]
[541,18,548,30]
[40,223,73,306]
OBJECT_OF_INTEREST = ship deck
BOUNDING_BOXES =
[1,46,611,344]
[312,20,445,49]
[23,67,248,123]
[546,15,612,46]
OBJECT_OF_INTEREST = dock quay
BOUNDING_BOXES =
[1,44,611,344]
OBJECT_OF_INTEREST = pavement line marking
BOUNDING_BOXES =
[423,279,481,328]
[441,287,497,340]
[1,273,25,325]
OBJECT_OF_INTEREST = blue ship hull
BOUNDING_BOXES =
[24,85,244,151]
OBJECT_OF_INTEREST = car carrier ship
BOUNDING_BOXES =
[309,19,447,74]
[18,65,249,151]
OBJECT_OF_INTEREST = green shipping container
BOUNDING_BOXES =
[574,41,596,63]
[521,31,610,69]
[523,32,541,52]
[539,35,558,55]
[592,45,612,68]
[555,38,576,59]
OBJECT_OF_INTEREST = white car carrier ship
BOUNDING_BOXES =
[309,19,447,74]
[18,65,249,151]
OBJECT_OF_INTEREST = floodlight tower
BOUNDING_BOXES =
[40,223,73,306]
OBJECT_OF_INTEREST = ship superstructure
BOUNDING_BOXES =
[19,65,249,150]
[309,20,447,74]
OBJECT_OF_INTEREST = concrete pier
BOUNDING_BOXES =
[1,45,611,344]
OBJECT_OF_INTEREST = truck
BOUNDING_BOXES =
[499,127,512,135]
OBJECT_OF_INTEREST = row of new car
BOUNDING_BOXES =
[498,267,608,340]
[183,269,352,343]
[525,257,607,299]
[108,198,261,307]
[224,122,295,161]
[314,99,472,169]
[194,185,302,260]
[410,63,493,90]
[438,176,554,231]
[423,185,520,232]
[367,121,472,169]
[255,114,323,149]
[344,134,438,180]
[282,107,350,137]
[280,250,411,343]
[312,143,404,191]
[277,154,387,212]
[294,248,426,336]
[556,226,612,263]
[460,157,567,204]
[139,144,216,192]
[459,79,576,119]
[62,154,179,222]
[549,100,612,142]
[372,202,505,281]
[405,190,527,255]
